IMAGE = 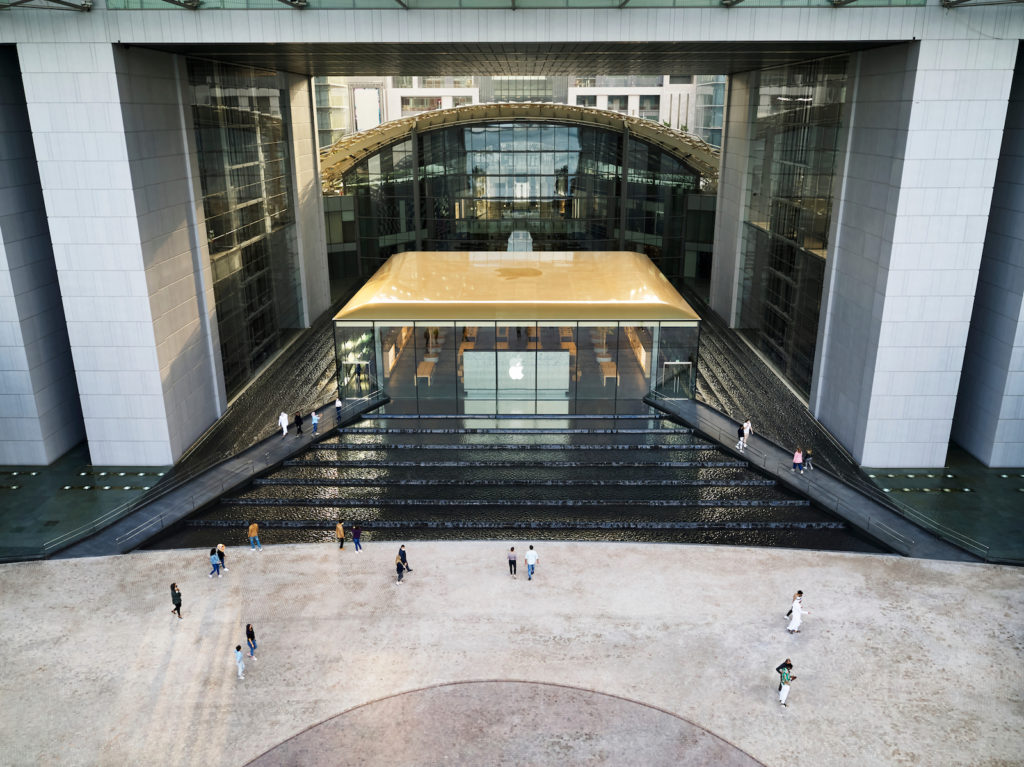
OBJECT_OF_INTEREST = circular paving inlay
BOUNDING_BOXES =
[246,680,764,766]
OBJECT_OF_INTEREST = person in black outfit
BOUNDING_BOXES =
[775,659,795,690]
[294,411,304,435]
[398,544,412,572]
[170,583,182,619]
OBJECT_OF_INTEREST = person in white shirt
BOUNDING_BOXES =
[278,411,289,438]
[524,545,539,581]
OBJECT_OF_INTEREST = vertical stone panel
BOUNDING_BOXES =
[952,43,1024,467]
[0,47,85,465]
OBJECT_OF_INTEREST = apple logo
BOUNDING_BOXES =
[508,356,525,381]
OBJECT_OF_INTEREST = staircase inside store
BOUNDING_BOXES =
[145,410,884,553]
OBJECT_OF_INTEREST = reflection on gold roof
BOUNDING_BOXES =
[334,251,701,323]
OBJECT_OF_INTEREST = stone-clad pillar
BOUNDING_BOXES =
[813,39,1019,467]
[18,42,224,465]
[952,44,1024,467]
[0,47,85,464]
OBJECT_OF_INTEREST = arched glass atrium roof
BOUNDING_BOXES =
[320,102,720,194]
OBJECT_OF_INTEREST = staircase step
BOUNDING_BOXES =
[254,478,777,488]
[284,460,748,469]
[186,518,844,531]
[223,497,810,508]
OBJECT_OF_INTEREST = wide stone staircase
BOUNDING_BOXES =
[150,412,882,552]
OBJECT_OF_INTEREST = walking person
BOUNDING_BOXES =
[278,411,289,438]
[248,521,263,551]
[792,448,804,475]
[395,553,405,584]
[776,659,796,707]
[336,520,346,549]
[246,624,258,660]
[735,424,745,451]
[787,595,809,634]
[294,411,304,436]
[524,544,538,581]
[508,546,517,578]
[398,544,412,572]
[785,590,803,618]
[217,543,228,572]
[235,645,246,680]
[170,583,182,619]
[741,419,753,450]
[311,410,320,436]
[352,525,362,552]
[804,448,814,471]
[209,547,222,578]
[335,396,342,425]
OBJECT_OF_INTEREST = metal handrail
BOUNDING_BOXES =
[644,392,1003,560]
[109,390,385,547]
[39,391,384,555]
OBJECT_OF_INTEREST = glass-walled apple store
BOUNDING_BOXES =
[335,319,699,415]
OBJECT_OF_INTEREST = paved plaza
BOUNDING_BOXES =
[0,542,1021,766]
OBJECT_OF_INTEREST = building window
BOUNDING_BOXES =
[607,95,628,113]
[576,95,597,108]
[669,75,693,84]
[574,77,596,87]
[392,76,413,88]
[638,95,660,121]
[453,96,473,107]
[401,96,444,116]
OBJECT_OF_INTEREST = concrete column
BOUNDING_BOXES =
[287,73,331,325]
[813,40,1019,467]
[0,47,84,464]
[18,42,223,465]
[952,43,1024,467]
[709,70,754,322]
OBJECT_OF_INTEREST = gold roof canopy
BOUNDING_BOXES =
[334,251,701,323]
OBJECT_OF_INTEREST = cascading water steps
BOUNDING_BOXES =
[143,410,884,552]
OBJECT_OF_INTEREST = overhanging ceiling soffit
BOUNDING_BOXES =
[320,102,720,192]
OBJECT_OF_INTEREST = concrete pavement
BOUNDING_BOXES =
[0,542,1021,766]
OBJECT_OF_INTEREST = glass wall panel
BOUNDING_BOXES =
[376,323,417,413]
[654,322,700,400]
[496,323,535,414]
[334,322,376,402]
[617,323,657,401]
[458,323,496,414]
[576,321,618,414]
[415,322,457,413]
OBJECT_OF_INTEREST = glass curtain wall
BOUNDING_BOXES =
[189,59,301,399]
[338,320,698,414]
[342,122,700,278]
[736,57,848,397]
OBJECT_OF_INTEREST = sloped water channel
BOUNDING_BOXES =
[144,414,886,553]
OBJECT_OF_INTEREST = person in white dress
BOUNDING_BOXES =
[787,597,808,633]
[278,411,289,438]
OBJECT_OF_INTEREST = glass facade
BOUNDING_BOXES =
[737,57,848,397]
[189,60,302,399]
[341,121,702,279]
[695,75,726,148]
[335,319,699,415]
